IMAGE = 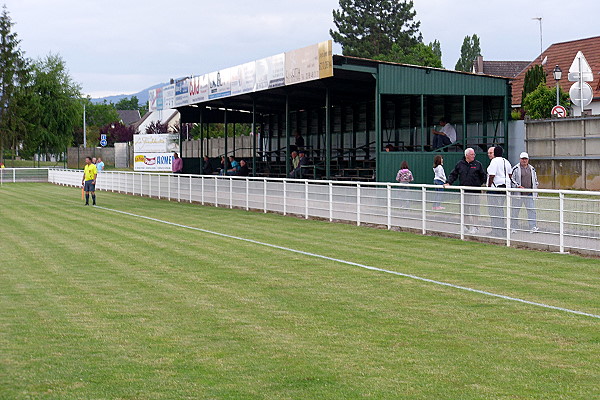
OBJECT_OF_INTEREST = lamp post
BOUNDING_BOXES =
[553,65,562,106]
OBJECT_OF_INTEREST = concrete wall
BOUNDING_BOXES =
[181,135,255,159]
[525,116,600,190]
[67,147,115,170]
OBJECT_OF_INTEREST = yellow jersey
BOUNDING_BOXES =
[84,164,97,181]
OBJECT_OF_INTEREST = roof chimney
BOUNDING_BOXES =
[476,56,484,74]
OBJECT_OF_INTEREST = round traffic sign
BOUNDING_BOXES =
[569,81,593,108]
[100,139,108,147]
[551,105,567,118]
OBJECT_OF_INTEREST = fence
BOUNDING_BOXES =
[4,168,598,256]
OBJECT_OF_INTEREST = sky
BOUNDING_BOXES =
[3,0,599,99]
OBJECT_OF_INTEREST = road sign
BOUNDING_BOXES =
[569,81,593,108]
[551,105,567,118]
[100,139,107,147]
[568,51,593,82]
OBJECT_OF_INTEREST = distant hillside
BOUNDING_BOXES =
[91,82,166,105]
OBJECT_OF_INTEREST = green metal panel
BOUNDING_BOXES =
[377,151,490,184]
[378,64,508,96]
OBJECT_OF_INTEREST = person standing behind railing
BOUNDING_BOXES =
[487,146,512,237]
[396,161,414,208]
[510,152,539,234]
[445,148,487,234]
[432,155,446,210]
[96,157,105,172]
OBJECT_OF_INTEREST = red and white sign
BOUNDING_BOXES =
[551,105,567,118]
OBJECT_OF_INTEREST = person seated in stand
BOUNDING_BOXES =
[384,144,395,152]
[290,130,305,153]
[432,117,456,150]
[225,155,239,176]
[202,155,213,175]
[289,150,308,178]
[237,159,250,176]
[218,156,226,175]
[288,151,299,178]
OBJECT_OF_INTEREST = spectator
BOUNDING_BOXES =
[172,152,183,174]
[510,152,539,234]
[487,145,512,237]
[385,144,395,152]
[396,161,414,208]
[237,159,250,176]
[202,155,213,175]
[432,117,456,150]
[96,157,105,172]
[226,155,239,176]
[432,155,446,210]
[289,150,308,178]
[445,148,487,234]
[290,130,305,153]
[218,156,226,175]
[289,151,299,178]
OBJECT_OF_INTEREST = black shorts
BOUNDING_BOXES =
[84,180,95,192]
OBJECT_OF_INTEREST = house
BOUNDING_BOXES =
[511,36,600,116]
[116,110,141,127]
[133,109,180,134]
[472,56,529,79]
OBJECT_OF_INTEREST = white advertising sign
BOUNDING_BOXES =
[133,133,180,153]
[188,75,208,104]
[255,58,269,91]
[163,84,175,109]
[134,153,173,171]
[267,53,285,88]
[285,43,320,85]
[241,61,256,93]
[148,89,158,112]
[208,69,232,99]
[175,78,190,107]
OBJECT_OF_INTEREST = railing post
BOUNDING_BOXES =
[329,182,333,222]
[189,176,192,203]
[229,177,233,209]
[283,180,287,216]
[305,181,309,219]
[559,192,565,253]
[168,174,171,201]
[13,168,16,182]
[421,186,426,234]
[356,183,361,226]
[214,176,218,207]
[506,191,511,247]
[263,178,267,213]
[246,178,249,211]
[201,176,205,205]
[460,189,465,240]
[387,184,391,230]
[158,175,161,199]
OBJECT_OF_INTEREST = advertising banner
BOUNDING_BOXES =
[188,74,208,104]
[134,153,173,172]
[175,78,190,107]
[148,89,158,112]
[285,43,320,85]
[267,53,285,88]
[163,84,175,109]
[318,40,334,79]
[208,69,232,99]
[133,133,180,154]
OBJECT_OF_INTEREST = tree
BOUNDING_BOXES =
[0,5,31,164]
[429,39,442,63]
[99,122,135,146]
[521,65,546,104]
[330,0,422,60]
[522,82,570,120]
[145,120,169,134]
[455,34,481,72]
[375,42,442,68]
[115,96,139,110]
[24,54,81,156]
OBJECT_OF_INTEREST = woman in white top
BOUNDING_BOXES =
[432,155,446,210]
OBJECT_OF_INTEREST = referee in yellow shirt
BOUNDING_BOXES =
[82,157,98,206]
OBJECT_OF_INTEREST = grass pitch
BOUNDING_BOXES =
[0,183,599,399]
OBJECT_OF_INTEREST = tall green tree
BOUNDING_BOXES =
[0,5,31,163]
[375,42,442,68]
[455,34,481,72]
[25,54,81,156]
[115,96,139,110]
[521,64,546,105]
[429,39,442,63]
[330,0,422,60]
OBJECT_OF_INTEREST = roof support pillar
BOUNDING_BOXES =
[375,75,381,180]
[325,87,331,179]
[252,98,257,177]
[199,108,204,159]
[462,96,467,145]
[224,108,228,164]
[285,93,291,177]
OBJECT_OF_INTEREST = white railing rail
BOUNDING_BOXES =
[30,168,599,256]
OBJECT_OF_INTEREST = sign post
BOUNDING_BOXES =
[568,51,593,114]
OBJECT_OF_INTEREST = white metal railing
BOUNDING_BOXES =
[37,168,600,255]
[0,167,49,184]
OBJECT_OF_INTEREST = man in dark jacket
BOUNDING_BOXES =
[445,147,486,234]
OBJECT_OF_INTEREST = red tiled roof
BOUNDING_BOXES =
[511,36,600,106]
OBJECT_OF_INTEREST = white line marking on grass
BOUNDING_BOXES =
[95,206,600,320]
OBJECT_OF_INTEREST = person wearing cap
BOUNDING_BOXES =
[510,152,539,233]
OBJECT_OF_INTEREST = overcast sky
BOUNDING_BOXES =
[3,0,599,98]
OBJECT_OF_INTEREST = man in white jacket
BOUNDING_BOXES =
[510,152,539,233]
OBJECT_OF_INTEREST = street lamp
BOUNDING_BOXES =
[83,101,87,148]
[553,65,562,106]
